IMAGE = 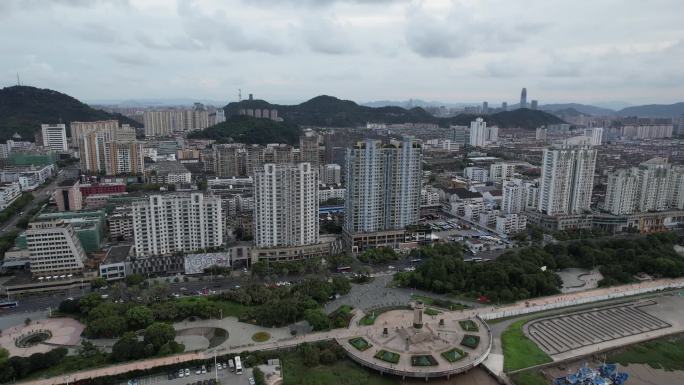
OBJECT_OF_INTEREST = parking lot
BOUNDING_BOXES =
[122,365,254,385]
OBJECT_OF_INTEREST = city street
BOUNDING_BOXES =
[0,164,79,234]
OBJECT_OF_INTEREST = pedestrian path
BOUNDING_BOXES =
[15,276,684,385]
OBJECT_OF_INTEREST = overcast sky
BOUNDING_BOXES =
[1,0,682,106]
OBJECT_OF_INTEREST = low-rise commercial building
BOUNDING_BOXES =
[0,182,21,210]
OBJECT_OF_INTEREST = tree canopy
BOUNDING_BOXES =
[395,233,684,303]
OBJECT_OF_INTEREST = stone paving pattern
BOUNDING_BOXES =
[339,309,491,378]
[0,318,84,357]
[526,300,671,355]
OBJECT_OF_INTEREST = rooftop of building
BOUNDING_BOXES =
[446,188,482,199]
[58,178,78,187]
[145,161,190,174]
[103,244,132,264]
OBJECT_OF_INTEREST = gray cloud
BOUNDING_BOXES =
[110,53,154,67]
[243,0,406,7]
[137,33,205,51]
[298,18,358,54]
[176,1,288,54]
[1,0,682,104]
[404,3,547,59]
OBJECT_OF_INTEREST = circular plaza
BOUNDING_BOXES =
[339,302,491,380]
[0,318,84,357]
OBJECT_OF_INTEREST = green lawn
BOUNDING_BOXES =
[511,371,548,385]
[424,308,440,316]
[359,313,377,326]
[358,306,410,326]
[501,319,552,372]
[176,296,252,319]
[213,299,252,318]
[281,352,397,385]
[609,335,684,371]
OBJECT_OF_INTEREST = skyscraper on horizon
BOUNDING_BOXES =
[520,88,528,109]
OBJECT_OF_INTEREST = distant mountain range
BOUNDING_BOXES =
[88,98,228,107]
[362,99,476,108]
[225,95,563,129]
[365,100,684,118]
[615,103,684,118]
[0,86,141,141]
[541,103,616,116]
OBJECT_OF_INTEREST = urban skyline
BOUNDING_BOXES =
[1,2,683,385]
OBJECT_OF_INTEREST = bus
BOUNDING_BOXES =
[0,301,18,310]
[336,266,351,273]
[234,356,243,375]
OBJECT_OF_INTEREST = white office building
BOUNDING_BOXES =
[539,146,597,216]
[489,162,516,183]
[344,137,422,233]
[254,163,319,248]
[41,124,68,152]
[26,220,87,276]
[604,169,639,215]
[469,118,498,147]
[464,167,489,183]
[132,193,223,257]
[501,179,526,214]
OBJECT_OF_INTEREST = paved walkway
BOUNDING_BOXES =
[0,318,84,357]
[15,276,684,385]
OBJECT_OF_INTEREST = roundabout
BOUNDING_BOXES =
[339,301,492,380]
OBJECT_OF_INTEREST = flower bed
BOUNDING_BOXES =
[460,334,481,349]
[424,308,441,316]
[374,349,401,364]
[459,320,479,332]
[411,355,438,366]
[348,337,372,351]
[441,348,468,363]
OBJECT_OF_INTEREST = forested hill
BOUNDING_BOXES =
[187,115,302,145]
[225,95,565,129]
[0,86,141,141]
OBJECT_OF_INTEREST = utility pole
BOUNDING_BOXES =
[214,353,218,382]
